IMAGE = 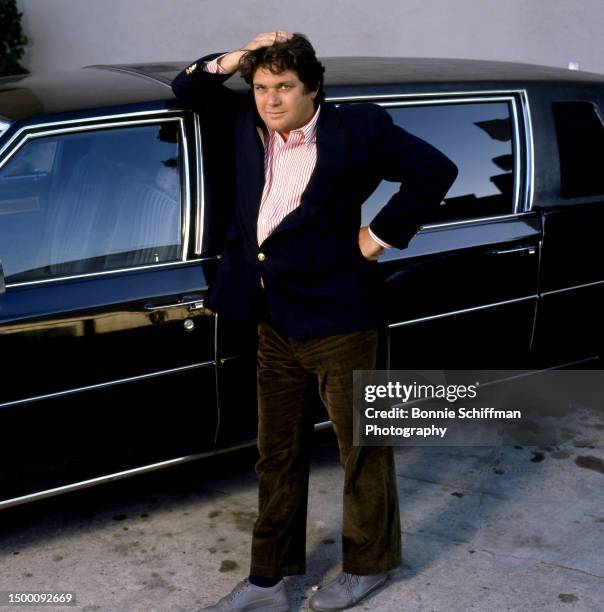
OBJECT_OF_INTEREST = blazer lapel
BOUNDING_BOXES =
[237,108,266,243]
[262,105,349,246]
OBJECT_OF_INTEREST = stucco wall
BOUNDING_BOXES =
[16,0,604,75]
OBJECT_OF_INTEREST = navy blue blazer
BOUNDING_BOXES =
[172,54,458,339]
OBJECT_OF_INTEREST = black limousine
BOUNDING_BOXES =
[0,57,603,509]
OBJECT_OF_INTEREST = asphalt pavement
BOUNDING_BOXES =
[0,406,603,612]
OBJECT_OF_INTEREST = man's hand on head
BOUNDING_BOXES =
[245,30,293,51]
[217,30,293,72]
[358,227,386,261]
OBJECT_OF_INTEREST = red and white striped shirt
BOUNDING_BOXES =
[256,106,320,245]
[203,56,391,248]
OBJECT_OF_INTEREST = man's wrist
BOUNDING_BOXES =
[204,55,229,74]
[216,49,249,72]
[368,227,393,249]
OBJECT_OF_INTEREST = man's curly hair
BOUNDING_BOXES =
[239,33,325,106]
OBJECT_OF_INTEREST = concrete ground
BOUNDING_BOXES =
[0,407,603,612]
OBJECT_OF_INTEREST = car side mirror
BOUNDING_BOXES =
[0,260,5,295]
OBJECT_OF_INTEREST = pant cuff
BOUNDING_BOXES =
[342,556,402,575]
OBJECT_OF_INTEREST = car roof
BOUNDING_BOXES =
[116,56,604,88]
[1,56,603,123]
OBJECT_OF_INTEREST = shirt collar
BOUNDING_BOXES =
[271,104,321,144]
[298,104,321,142]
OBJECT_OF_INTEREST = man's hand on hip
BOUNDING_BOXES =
[358,227,385,261]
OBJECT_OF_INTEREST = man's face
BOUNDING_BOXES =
[252,66,318,139]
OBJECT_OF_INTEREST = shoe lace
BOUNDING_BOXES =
[337,572,361,594]
[224,579,250,604]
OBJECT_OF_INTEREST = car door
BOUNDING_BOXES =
[532,99,604,366]
[354,93,540,369]
[0,111,219,504]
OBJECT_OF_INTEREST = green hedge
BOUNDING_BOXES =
[0,0,28,76]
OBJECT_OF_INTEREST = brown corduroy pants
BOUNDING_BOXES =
[249,320,402,578]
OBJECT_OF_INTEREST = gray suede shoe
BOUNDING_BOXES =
[200,577,289,611]
[308,571,388,611]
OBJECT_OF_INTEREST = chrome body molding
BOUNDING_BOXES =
[388,356,600,411]
[0,450,236,511]
[5,256,215,289]
[0,420,333,511]
[541,277,604,297]
[388,294,538,329]
[0,361,215,409]
[420,211,535,232]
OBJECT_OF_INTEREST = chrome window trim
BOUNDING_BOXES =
[5,256,215,289]
[1,111,195,288]
[0,108,183,160]
[327,89,530,102]
[375,95,516,105]
[519,90,535,211]
[194,113,205,254]
[388,294,538,329]
[0,360,215,409]
[331,89,534,227]
[0,117,187,169]
[179,118,191,259]
[509,97,521,213]
[0,420,333,510]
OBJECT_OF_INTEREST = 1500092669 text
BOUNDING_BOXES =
[0,592,76,606]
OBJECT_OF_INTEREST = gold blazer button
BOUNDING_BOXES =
[257,252,266,262]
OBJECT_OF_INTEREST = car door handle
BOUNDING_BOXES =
[144,296,205,312]
[487,246,536,256]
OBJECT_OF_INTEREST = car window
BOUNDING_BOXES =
[360,101,516,230]
[2,140,58,177]
[552,100,604,199]
[0,122,182,284]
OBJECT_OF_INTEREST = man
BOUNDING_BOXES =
[172,31,457,611]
